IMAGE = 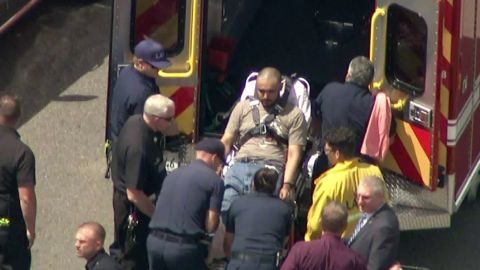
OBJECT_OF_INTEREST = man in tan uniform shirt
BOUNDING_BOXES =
[221,67,308,217]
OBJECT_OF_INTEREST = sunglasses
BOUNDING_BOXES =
[141,60,158,70]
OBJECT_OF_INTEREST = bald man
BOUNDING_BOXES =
[221,67,307,216]
[75,222,121,270]
[281,201,366,270]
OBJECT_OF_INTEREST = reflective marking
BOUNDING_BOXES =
[403,122,430,183]
[447,93,473,145]
[442,28,452,63]
[382,150,401,174]
[161,85,195,134]
[176,105,194,134]
[440,84,450,121]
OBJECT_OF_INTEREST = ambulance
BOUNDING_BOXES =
[107,0,480,231]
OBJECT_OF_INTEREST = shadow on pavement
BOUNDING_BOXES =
[398,197,480,270]
[0,0,111,127]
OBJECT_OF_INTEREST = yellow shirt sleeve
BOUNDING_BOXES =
[304,160,385,241]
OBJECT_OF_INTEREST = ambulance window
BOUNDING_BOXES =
[133,0,186,56]
[385,4,427,96]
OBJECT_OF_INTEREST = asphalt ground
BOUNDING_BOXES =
[1,1,112,269]
[2,1,480,270]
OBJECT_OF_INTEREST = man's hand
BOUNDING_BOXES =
[389,262,403,270]
[279,184,293,200]
[27,229,35,248]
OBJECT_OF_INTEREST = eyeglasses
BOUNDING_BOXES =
[324,146,333,154]
[156,115,174,122]
[356,193,371,201]
[141,60,159,70]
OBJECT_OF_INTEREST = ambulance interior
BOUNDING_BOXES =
[199,0,375,135]
[199,0,427,138]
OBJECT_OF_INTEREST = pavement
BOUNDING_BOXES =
[1,1,112,269]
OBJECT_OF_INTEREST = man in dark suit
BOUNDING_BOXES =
[348,176,400,270]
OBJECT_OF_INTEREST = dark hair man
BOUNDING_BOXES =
[224,167,293,270]
[281,201,366,270]
[108,39,172,144]
[109,94,178,270]
[0,94,37,270]
[305,127,384,241]
[348,176,400,270]
[75,222,121,270]
[147,138,225,270]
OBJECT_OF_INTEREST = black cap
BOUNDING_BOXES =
[195,138,226,164]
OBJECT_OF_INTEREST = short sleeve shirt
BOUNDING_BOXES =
[108,65,159,142]
[305,159,384,241]
[225,100,307,162]
[111,115,165,196]
[149,160,225,237]
[0,125,36,218]
[314,82,372,147]
[226,192,292,255]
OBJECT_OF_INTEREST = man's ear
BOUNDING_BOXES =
[334,150,341,160]
[95,239,103,251]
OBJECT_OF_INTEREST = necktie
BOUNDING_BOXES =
[348,214,368,246]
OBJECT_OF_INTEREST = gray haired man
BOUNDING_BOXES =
[311,56,375,177]
[110,94,178,270]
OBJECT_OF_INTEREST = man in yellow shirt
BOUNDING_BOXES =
[305,127,384,241]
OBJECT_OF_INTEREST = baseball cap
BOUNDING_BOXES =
[195,138,227,165]
[134,39,172,69]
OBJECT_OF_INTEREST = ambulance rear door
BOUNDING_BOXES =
[370,0,452,230]
[107,0,202,170]
[108,0,202,137]
[371,0,441,190]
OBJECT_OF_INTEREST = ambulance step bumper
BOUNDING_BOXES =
[393,205,450,230]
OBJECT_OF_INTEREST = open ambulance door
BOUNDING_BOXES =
[107,0,202,170]
[370,0,452,229]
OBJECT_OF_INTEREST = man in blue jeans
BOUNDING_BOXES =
[221,67,307,217]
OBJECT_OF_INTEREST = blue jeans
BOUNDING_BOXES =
[221,161,284,217]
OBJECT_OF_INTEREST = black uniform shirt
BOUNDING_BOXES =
[86,249,122,270]
[111,115,165,196]
[149,160,225,237]
[0,125,35,219]
[314,82,373,148]
[108,65,159,142]
[226,192,292,255]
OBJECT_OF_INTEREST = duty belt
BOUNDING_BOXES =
[151,230,197,244]
[236,157,266,164]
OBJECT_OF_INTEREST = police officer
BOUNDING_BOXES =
[75,222,121,270]
[224,168,292,270]
[108,39,172,144]
[0,94,37,270]
[147,138,225,270]
[109,94,178,270]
